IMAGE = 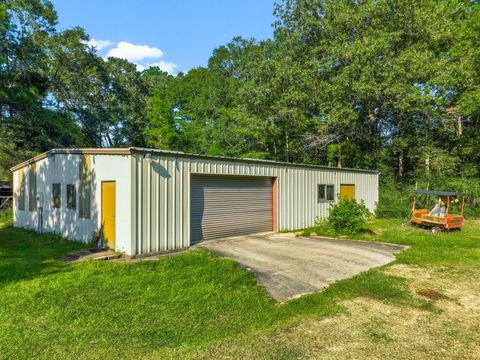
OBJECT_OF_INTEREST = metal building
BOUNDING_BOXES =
[11,148,379,256]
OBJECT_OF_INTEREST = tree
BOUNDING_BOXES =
[143,68,178,150]
[269,0,479,176]
[49,29,147,147]
[0,0,150,179]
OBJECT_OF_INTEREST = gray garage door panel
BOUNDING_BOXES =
[191,176,273,243]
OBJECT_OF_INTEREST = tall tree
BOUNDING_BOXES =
[0,0,149,178]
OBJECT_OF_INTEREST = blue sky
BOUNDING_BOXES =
[51,0,276,74]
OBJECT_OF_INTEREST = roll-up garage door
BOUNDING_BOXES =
[191,175,273,243]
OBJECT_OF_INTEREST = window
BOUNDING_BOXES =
[318,184,335,202]
[67,184,76,210]
[52,183,61,208]
[327,185,335,201]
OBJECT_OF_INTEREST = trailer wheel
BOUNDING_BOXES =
[431,227,441,234]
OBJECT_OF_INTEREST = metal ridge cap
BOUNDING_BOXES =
[10,148,132,172]
[10,147,379,174]
[130,147,379,174]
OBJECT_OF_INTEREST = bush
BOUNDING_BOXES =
[0,206,13,225]
[324,198,372,235]
[312,217,335,236]
[441,178,480,218]
[376,180,412,219]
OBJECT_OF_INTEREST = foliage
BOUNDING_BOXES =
[1,0,480,213]
[376,177,480,219]
[0,206,12,225]
[376,178,413,219]
[0,0,147,176]
[139,0,480,206]
[1,219,479,357]
[324,199,372,235]
[312,217,335,236]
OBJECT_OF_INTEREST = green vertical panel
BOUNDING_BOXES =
[183,160,189,248]
[157,157,163,251]
[168,158,174,250]
[151,158,157,253]
[136,155,143,254]
[162,158,168,251]
[79,155,91,219]
[18,168,25,211]
[138,157,144,254]
[29,164,37,211]
[143,158,150,254]
[79,157,84,216]
[130,154,137,256]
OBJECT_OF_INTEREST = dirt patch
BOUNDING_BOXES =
[59,248,122,263]
[193,264,480,359]
[361,228,380,235]
[416,288,449,300]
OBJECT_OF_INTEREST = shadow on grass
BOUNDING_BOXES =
[0,223,432,357]
[0,225,88,286]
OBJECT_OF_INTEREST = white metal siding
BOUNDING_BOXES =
[13,155,95,241]
[131,154,379,256]
[12,150,378,256]
[94,155,132,254]
[12,154,132,253]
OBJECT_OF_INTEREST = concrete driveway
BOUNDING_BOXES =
[200,233,406,302]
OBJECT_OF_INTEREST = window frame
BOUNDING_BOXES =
[318,184,335,203]
[52,183,61,208]
[66,184,77,210]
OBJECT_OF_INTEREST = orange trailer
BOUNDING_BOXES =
[410,190,465,231]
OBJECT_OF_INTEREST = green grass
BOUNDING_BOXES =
[308,218,480,268]
[0,219,479,358]
[346,219,480,268]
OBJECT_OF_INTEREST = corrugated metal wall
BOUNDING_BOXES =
[131,153,379,256]
[13,154,96,241]
[13,154,132,253]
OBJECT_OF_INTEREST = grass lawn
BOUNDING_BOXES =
[0,219,479,359]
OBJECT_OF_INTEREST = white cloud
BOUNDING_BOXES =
[136,60,179,74]
[106,41,164,62]
[105,41,178,74]
[85,39,113,51]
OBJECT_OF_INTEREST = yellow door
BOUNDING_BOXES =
[101,181,116,249]
[340,184,356,201]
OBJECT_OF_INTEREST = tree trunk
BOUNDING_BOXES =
[399,151,404,177]
[285,129,289,163]
[455,114,463,136]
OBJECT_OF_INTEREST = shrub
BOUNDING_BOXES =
[0,206,13,225]
[376,180,412,219]
[325,198,372,235]
[313,217,335,236]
